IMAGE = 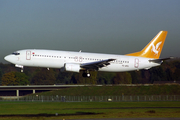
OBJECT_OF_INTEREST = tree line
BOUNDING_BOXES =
[0,58,180,85]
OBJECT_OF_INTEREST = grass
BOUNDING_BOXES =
[0,101,179,120]
[0,85,180,119]
[31,84,180,96]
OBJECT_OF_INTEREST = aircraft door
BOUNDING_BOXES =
[26,51,31,60]
[134,58,139,68]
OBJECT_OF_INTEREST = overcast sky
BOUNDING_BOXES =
[0,0,180,63]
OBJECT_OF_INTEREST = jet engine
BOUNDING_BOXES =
[64,63,81,72]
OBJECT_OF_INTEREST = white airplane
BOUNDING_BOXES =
[4,31,171,77]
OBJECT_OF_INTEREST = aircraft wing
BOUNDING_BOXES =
[80,59,115,70]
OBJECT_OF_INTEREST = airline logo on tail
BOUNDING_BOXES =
[126,31,168,59]
[151,41,162,56]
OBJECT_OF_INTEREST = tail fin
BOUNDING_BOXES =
[126,31,168,59]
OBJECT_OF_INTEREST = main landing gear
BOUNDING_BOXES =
[82,71,91,78]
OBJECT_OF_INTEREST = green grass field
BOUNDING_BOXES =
[31,85,180,96]
[0,85,180,119]
[0,101,180,120]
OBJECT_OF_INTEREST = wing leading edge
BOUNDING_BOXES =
[80,59,115,70]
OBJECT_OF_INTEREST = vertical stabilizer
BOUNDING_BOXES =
[126,31,168,59]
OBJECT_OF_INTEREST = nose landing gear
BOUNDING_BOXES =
[15,64,24,72]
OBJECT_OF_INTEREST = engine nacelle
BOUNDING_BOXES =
[64,63,81,72]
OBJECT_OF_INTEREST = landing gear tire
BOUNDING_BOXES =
[87,73,90,77]
[82,73,91,77]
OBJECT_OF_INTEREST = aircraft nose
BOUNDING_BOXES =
[4,55,11,62]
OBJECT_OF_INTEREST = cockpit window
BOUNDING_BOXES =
[12,52,20,55]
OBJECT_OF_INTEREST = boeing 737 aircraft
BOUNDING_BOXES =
[4,31,171,77]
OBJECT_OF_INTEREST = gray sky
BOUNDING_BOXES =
[0,0,180,63]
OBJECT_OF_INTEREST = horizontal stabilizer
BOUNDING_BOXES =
[149,57,174,63]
